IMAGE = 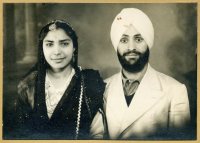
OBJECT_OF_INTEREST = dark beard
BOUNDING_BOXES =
[117,48,149,73]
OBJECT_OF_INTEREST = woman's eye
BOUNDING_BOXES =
[61,42,69,46]
[46,43,53,47]
[120,38,128,43]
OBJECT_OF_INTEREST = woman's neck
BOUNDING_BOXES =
[46,65,74,89]
[47,65,73,79]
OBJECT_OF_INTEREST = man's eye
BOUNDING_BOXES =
[135,37,144,43]
[46,43,53,47]
[120,38,128,43]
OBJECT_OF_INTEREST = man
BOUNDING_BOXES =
[101,8,190,139]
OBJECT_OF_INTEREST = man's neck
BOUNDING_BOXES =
[122,64,148,81]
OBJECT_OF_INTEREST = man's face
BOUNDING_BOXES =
[117,25,149,72]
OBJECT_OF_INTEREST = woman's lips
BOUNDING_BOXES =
[51,57,65,62]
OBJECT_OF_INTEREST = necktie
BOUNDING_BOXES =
[123,80,139,106]
[124,80,139,96]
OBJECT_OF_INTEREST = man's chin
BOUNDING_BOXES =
[122,58,148,72]
[117,48,149,72]
[125,59,138,65]
[123,63,147,73]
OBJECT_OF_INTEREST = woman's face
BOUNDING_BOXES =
[43,28,74,71]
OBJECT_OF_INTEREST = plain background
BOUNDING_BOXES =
[3,3,197,139]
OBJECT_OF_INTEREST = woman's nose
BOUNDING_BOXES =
[54,45,61,55]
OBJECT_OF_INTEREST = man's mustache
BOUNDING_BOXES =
[123,50,141,56]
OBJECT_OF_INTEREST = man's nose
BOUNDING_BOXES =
[128,39,136,51]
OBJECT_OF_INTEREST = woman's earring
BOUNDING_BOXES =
[72,53,75,64]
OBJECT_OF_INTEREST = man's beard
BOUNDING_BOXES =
[117,48,149,73]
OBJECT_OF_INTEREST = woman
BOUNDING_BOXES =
[15,20,105,139]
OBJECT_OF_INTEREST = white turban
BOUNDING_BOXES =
[110,8,154,51]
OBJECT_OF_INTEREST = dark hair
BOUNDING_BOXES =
[35,20,79,110]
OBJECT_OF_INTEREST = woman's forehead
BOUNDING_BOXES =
[44,28,71,41]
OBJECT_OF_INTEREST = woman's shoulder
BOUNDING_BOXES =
[17,71,38,94]
[16,71,37,109]
[81,69,105,116]
[82,69,105,85]
[81,68,106,94]
[81,69,101,78]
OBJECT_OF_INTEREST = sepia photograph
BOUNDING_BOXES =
[2,2,198,141]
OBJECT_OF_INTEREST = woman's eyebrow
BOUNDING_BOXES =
[43,40,53,42]
[60,39,71,42]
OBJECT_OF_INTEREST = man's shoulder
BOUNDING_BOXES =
[154,69,184,88]
[104,72,120,84]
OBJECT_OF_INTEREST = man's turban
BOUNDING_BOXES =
[110,8,154,51]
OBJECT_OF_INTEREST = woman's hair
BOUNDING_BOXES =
[35,20,79,107]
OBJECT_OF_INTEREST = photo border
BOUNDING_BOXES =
[0,0,199,143]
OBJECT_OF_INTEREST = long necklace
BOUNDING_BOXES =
[75,67,84,139]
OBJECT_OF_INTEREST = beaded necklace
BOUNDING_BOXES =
[75,66,84,139]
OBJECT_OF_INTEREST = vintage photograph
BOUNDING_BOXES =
[3,3,197,140]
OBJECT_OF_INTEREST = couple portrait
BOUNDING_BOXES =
[3,2,197,141]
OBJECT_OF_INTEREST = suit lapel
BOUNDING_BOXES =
[105,73,128,138]
[120,65,165,133]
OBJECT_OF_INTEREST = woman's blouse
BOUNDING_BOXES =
[45,69,75,118]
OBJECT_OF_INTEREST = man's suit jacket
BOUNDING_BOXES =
[102,64,190,139]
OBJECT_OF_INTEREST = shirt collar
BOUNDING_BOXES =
[121,69,144,85]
